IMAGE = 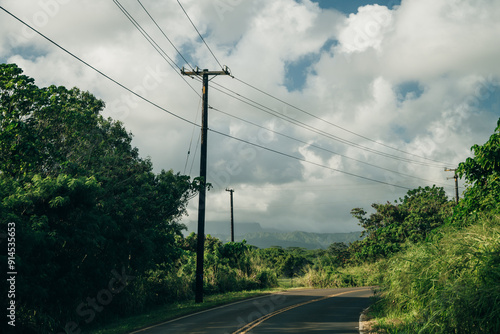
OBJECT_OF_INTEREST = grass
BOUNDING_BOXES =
[297,261,385,289]
[277,277,306,289]
[370,215,500,333]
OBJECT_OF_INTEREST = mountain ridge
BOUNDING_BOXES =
[184,220,362,249]
[211,230,362,249]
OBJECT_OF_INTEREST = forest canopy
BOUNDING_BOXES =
[0,63,200,332]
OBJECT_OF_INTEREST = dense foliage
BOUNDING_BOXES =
[349,185,453,261]
[456,118,500,220]
[369,118,500,333]
[372,217,500,333]
[299,119,500,333]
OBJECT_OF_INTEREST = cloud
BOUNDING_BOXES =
[337,4,394,53]
[0,0,498,234]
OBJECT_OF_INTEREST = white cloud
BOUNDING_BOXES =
[337,4,394,53]
[1,0,499,234]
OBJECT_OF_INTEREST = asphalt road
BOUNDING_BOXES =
[130,287,374,334]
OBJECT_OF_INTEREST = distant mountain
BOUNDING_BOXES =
[184,221,278,235]
[213,231,362,249]
[183,221,362,250]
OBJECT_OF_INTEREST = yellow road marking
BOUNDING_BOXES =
[232,288,372,334]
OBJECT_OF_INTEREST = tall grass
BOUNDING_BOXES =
[372,215,500,333]
[298,261,385,288]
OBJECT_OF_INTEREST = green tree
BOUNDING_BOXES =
[0,63,198,332]
[1,64,107,177]
[326,242,350,266]
[350,186,453,261]
[456,118,500,219]
[252,246,311,278]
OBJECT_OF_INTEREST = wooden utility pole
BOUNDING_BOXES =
[445,168,459,204]
[181,67,229,303]
[226,188,235,242]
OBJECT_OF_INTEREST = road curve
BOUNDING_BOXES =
[130,287,374,334]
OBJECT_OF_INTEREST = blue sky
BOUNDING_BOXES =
[313,0,401,14]
[284,1,402,91]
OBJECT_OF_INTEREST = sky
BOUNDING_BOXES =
[0,0,499,233]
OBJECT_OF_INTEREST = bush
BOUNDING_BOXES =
[255,269,278,288]
[299,262,383,289]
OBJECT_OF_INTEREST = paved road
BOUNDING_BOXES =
[130,287,374,334]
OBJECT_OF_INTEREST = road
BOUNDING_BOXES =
[130,287,374,334]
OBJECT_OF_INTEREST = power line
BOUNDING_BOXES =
[184,96,202,174]
[208,82,445,168]
[189,130,201,176]
[210,106,453,189]
[0,6,199,128]
[114,0,179,70]
[232,77,451,167]
[0,6,421,192]
[176,0,224,70]
[208,128,412,190]
[113,0,201,98]
[136,0,195,71]
[124,1,446,170]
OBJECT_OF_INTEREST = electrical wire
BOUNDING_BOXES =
[136,0,195,71]
[113,0,201,97]
[189,130,201,176]
[114,0,178,70]
[233,76,452,166]
[137,0,445,169]
[0,6,438,192]
[208,128,412,190]
[184,96,202,174]
[208,82,445,168]
[209,106,453,189]
[0,6,199,128]
[126,1,448,173]
[176,0,224,70]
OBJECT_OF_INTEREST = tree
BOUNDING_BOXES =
[327,242,350,266]
[0,63,198,332]
[1,64,108,177]
[252,246,311,278]
[456,118,500,219]
[350,186,453,261]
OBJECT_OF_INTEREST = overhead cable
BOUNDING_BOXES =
[176,0,224,70]
[128,2,447,171]
[112,0,201,97]
[210,106,453,189]
[0,6,428,192]
[233,77,451,167]
[209,82,445,168]
[0,6,198,127]
[208,128,412,190]
[136,0,195,71]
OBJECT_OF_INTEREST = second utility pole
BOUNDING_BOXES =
[445,168,459,205]
[226,188,235,242]
[182,67,229,303]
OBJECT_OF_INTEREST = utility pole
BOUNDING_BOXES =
[445,168,459,205]
[181,66,229,303]
[226,188,235,242]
